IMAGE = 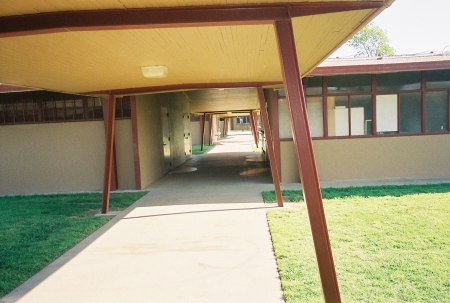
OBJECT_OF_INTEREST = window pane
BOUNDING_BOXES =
[376,94,398,134]
[305,77,323,96]
[376,71,421,91]
[426,91,449,132]
[426,69,450,89]
[306,97,323,137]
[327,95,349,136]
[350,95,372,135]
[399,92,421,133]
[278,98,292,139]
[327,74,371,94]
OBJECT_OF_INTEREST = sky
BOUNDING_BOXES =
[331,0,450,58]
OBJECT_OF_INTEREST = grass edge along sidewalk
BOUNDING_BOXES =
[264,183,450,302]
[0,191,148,298]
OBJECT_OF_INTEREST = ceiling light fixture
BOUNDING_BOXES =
[141,65,168,78]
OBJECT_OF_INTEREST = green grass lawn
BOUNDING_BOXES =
[192,144,215,154]
[0,191,147,298]
[265,184,450,302]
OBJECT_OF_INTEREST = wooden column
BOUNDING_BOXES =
[258,88,283,207]
[274,20,341,303]
[130,96,142,190]
[200,114,205,151]
[101,95,117,214]
[102,98,118,191]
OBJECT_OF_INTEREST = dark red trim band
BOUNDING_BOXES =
[0,2,382,38]
[310,60,450,76]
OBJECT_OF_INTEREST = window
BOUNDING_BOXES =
[327,95,349,136]
[376,72,421,91]
[351,95,372,135]
[236,116,250,124]
[327,74,371,94]
[426,69,450,89]
[0,91,131,125]
[426,91,449,132]
[376,94,398,134]
[306,97,324,137]
[327,95,372,136]
[305,77,323,96]
[399,92,421,133]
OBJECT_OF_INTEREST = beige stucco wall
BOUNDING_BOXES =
[280,135,450,183]
[136,92,191,189]
[190,120,211,145]
[0,122,105,195]
[136,94,165,189]
[115,120,136,189]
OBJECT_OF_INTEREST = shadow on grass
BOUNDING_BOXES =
[262,183,450,202]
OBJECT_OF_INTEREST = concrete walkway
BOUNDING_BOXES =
[2,131,285,303]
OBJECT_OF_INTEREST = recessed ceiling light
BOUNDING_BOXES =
[141,65,168,78]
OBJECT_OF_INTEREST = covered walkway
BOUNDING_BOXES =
[2,132,285,303]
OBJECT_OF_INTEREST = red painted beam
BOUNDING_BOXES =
[102,98,118,191]
[257,88,283,207]
[252,111,260,143]
[200,114,205,151]
[309,59,450,76]
[274,20,341,302]
[86,81,282,97]
[249,111,259,148]
[101,95,117,214]
[0,2,382,38]
[208,114,214,145]
[130,96,142,190]
[0,84,40,93]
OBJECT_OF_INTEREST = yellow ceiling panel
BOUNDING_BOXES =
[293,9,375,75]
[0,25,282,93]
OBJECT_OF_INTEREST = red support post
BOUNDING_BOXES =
[200,114,205,151]
[208,113,213,145]
[249,111,259,148]
[257,88,283,207]
[101,95,117,214]
[102,98,118,191]
[274,20,341,303]
[252,111,260,144]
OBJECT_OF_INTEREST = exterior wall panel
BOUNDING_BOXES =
[115,119,136,189]
[0,122,105,195]
[136,94,165,189]
[280,135,450,183]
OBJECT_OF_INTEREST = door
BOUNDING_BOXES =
[161,107,171,172]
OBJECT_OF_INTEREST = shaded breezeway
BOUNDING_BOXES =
[2,131,285,303]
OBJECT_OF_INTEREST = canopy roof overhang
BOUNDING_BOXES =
[0,0,392,112]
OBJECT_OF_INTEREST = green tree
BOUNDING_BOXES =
[347,23,395,57]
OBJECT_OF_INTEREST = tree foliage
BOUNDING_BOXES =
[347,23,395,57]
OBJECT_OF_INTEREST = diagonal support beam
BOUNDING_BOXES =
[249,111,259,148]
[200,114,205,151]
[252,111,260,144]
[274,20,341,303]
[257,88,283,207]
[208,114,214,145]
[101,95,117,214]
[102,98,118,191]
[0,2,384,38]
